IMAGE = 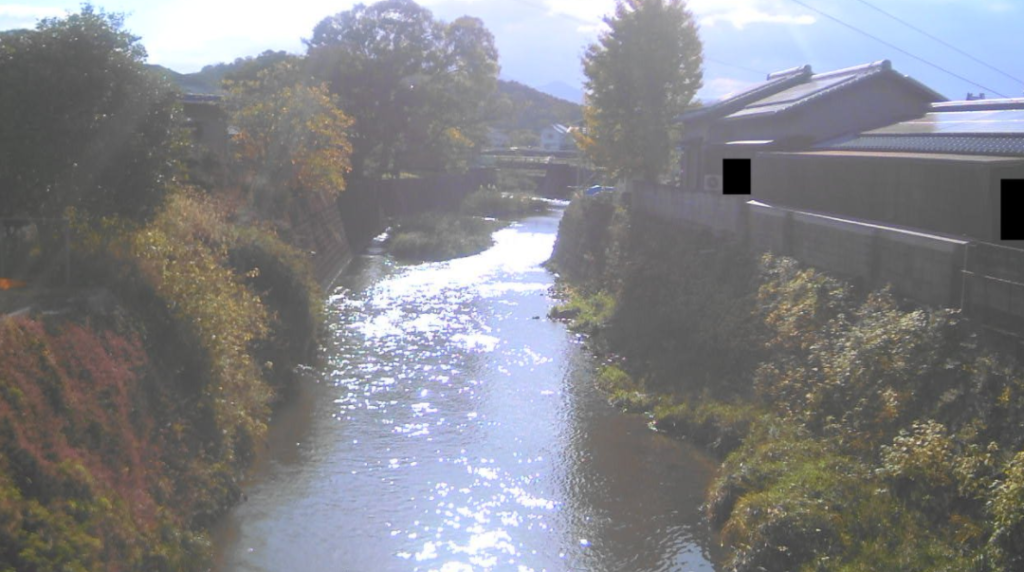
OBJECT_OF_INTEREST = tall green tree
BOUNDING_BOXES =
[306,0,498,179]
[578,0,702,182]
[0,5,183,220]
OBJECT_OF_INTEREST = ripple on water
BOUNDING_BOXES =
[212,211,720,572]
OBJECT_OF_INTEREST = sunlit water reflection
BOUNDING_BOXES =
[212,209,721,571]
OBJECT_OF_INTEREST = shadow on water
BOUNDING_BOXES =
[211,209,722,571]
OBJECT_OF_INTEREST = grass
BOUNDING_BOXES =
[388,212,504,261]
[548,285,616,336]
[460,185,549,218]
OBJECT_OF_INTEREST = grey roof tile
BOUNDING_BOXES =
[824,134,1024,156]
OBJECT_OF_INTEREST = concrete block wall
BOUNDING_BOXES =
[876,230,965,308]
[291,192,354,291]
[748,202,788,254]
[634,184,743,235]
[790,212,876,282]
[634,185,969,310]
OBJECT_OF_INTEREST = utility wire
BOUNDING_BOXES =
[787,0,1008,97]
[507,0,592,26]
[851,0,1023,86]
[705,57,768,77]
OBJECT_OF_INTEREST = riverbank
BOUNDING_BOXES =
[212,206,722,571]
[0,190,325,570]
[549,192,1024,571]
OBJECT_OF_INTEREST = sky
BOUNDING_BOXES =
[1,0,1022,103]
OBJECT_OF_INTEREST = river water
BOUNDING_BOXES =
[212,208,721,571]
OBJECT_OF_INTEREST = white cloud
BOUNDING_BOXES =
[689,0,816,30]
[0,4,65,30]
[132,0,354,72]
[700,9,814,29]
[545,0,613,23]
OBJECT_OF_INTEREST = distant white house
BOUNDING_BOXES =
[540,124,576,151]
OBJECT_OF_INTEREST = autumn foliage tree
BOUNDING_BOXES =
[225,55,353,218]
[578,0,702,182]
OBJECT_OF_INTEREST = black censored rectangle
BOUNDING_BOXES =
[723,158,751,195]
[1002,180,1023,240]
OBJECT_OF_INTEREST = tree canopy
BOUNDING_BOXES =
[0,5,183,220]
[225,54,353,217]
[578,0,702,182]
[306,0,498,179]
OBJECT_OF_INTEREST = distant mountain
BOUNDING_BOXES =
[489,79,583,133]
[147,63,239,95]
[537,81,583,104]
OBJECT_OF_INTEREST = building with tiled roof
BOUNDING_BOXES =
[822,98,1024,157]
[678,60,944,192]
[752,98,1024,245]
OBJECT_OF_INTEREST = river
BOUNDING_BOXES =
[212,208,721,571]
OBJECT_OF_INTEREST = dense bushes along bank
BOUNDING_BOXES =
[0,190,322,571]
[549,193,1024,571]
[387,170,549,262]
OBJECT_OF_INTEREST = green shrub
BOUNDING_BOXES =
[549,286,617,337]
[228,224,324,396]
[988,450,1024,569]
[706,418,976,572]
[548,192,629,288]
[131,191,272,463]
[594,364,655,412]
[608,217,762,395]
[652,396,757,455]
[389,212,502,261]
[550,187,1024,570]
[495,168,539,194]
[461,185,548,218]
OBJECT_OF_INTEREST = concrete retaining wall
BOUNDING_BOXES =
[635,185,969,309]
[291,192,354,291]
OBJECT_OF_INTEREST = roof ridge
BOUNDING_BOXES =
[812,59,890,80]
[766,64,813,80]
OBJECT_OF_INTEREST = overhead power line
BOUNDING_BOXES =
[705,57,768,77]
[787,0,1008,97]
[851,0,1024,86]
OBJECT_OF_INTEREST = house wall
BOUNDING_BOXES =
[753,153,999,241]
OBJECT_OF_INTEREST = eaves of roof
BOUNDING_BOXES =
[932,98,1024,112]
[774,148,1024,165]
[820,133,1024,157]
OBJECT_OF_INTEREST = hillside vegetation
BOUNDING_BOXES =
[0,190,322,570]
[156,61,582,144]
[549,193,1024,571]
[489,79,583,132]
